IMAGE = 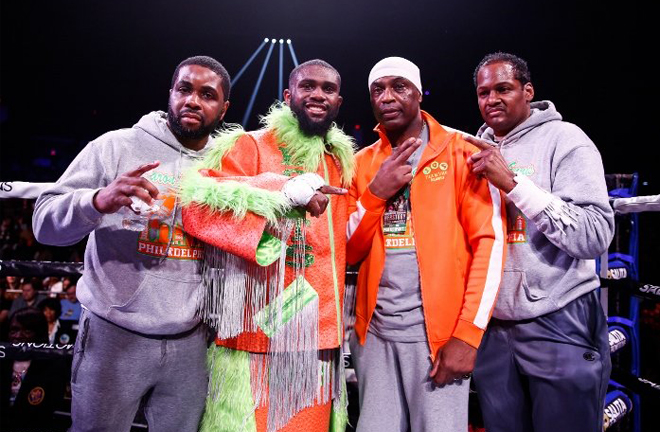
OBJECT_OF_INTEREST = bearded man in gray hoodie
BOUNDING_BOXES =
[465,52,614,432]
[32,55,230,432]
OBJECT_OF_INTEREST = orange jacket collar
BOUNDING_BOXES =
[373,111,450,149]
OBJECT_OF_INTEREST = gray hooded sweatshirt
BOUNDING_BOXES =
[477,101,614,320]
[33,111,209,334]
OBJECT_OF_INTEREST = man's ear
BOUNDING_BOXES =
[524,82,534,102]
[219,101,230,121]
[283,89,291,105]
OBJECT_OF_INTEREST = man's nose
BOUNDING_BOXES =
[381,87,395,103]
[486,91,500,105]
[185,92,201,108]
[310,86,325,100]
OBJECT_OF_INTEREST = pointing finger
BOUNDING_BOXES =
[318,185,348,195]
[126,161,161,177]
[463,135,495,151]
[467,151,486,165]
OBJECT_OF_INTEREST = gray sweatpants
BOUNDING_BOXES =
[349,332,470,432]
[69,309,209,432]
[473,291,611,432]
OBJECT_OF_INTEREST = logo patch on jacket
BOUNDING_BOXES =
[28,387,45,405]
[421,161,448,182]
[508,161,535,177]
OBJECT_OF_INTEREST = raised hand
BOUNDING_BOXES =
[368,137,422,200]
[93,161,161,214]
[464,135,516,193]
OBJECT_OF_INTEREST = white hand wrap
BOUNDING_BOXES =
[282,173,326,207]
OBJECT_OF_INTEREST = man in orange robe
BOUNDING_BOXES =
[181,59,355,432]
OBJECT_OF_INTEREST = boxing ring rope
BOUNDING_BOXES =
[0,181,55,199]
[612,195,660,214]
[0,260,83,277]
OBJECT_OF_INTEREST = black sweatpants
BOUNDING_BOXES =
[473,291,611,432]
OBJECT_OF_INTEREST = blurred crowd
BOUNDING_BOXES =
[1,199,86,262]
[1,275,81,343]
[0,274,79,431]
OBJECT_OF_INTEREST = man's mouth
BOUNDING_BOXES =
[180,112,202,125]
[380,108,400,120]
[305,103,327,116]
[486,107,505,117]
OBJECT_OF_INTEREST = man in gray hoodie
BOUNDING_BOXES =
[465,52,614,432]
[32,55,231,432]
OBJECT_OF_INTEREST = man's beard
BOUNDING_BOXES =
[289,102,339,137]
[167,104,222,141]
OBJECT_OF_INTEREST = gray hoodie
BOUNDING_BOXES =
[33,111,209,334]
[477,101,614,320]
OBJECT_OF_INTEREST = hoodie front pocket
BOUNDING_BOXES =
[109,273,201,333]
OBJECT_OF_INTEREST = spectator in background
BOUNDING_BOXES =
[46,276,73,298]
[8,279,46,318]
[15,225,40,261]
[4,275,21,291]
[0,217,19,259]
[1,202,86,262]
[60,283,81,322]
[0,277,19,339]
[38,297,64,344]
[0,283,12,340]
[0,307,68,431]
[43,276,59,296]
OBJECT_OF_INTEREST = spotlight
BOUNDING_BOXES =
[234,39,271,85]
[279,39,284,44]
[286,39,291,44]
[271,38,276,43]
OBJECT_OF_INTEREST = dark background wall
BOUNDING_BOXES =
[1,0,654,178]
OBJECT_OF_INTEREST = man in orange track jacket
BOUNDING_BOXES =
[346,57,507,432]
